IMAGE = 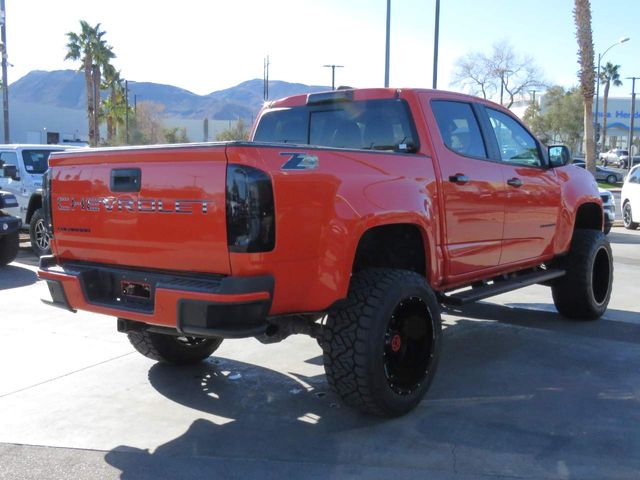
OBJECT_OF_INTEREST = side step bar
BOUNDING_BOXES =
[440,269,566,306]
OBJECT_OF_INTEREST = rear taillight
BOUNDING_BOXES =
[42,169,53,235]
[225,164,275,253]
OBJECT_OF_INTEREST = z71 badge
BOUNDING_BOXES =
[280,152,319,171]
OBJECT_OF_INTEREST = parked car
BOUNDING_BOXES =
[617,156,640,169]
[599,188,615,234]
[599,148,628,167]
[621,164,640,230]
[572,163,624,184]
[0,144,81,256]
[0,189,21,266]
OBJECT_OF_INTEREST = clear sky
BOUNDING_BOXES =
[5,0,639,99]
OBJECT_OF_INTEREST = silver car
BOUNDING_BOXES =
[573,162,624,184]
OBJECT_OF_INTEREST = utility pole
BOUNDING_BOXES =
[627,76,639,171]
[530,90,537,105]
[323,65,344,90]
[432,0,440,89]
[1,0,10,143]
[134,94,141,117]
[92,64,100,146]
[124,80,129,144]
[384,0,390,87]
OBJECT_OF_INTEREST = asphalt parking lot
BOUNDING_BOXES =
[1,230,639,480]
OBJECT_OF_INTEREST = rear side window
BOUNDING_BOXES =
[251,108,308,144]
[22,150,60,174]
[431,101,487,158]
[253,99,418,153]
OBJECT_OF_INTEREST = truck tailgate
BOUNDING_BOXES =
[48,146,230,275]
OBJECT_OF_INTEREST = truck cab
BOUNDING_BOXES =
[0,144,80,256]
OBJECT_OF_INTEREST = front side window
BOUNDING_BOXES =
[431,100,487,158]
[0,151,18,168]
[22,150,61,174]
[486,109,542,167]
[253,99,418,153]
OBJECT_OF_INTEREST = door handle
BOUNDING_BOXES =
[449,174,470,184]
[110,168,141,193]
[507,177,523,188]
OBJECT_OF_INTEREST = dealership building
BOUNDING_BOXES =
[593,96,640,152]
[511,94,640,154]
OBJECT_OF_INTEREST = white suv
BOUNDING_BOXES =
[0,144,81,255]
[621,165,640,230]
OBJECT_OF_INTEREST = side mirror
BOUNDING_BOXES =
[548,145,571,168]
[0,192,18,209]
[1,164,19,180]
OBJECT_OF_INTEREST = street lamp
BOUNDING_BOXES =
[323,65,344,90]
[594,36,630,149]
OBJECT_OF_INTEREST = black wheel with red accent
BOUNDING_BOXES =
[322,268,442,417]
[127,328,223,365]
[551,229,613,320]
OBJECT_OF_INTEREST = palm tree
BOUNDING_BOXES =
[600,62,622,151]
[65,21,114,147]
[573,0,596,174]
[102,64,125,143]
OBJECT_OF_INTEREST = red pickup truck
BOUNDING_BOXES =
[39,88,613,416]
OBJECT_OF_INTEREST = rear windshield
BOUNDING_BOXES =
[21,150,62,174]
[253,99,419,153]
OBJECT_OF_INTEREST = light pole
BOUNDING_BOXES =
[323,65,344,90]
[432,0,440,89]
[1,0,10,143]
[594,37,629,149]
[627,76,639,171]
[263,56,270,101]
[124,80,129,144]
[384,0,390,87]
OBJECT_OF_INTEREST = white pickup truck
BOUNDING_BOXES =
[0,145,79,255]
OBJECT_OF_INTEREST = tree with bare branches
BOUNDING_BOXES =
[574,0,596,173]
[451,41,545,107]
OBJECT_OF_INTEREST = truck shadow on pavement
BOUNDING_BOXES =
[0,264,37,290]
[444,301,640,345]
[104,302,640,479]
[607,230,640,244]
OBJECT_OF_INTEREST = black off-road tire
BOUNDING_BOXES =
[322,268,442,417]
[551,229,613,320]
[127,329,223,365]
[29,209,51,257]
[0,231,19,266]
[623,202,639,230]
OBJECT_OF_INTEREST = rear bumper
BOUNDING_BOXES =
[37,256,274,338]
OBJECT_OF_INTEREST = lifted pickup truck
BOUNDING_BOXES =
[38,88,613,416]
